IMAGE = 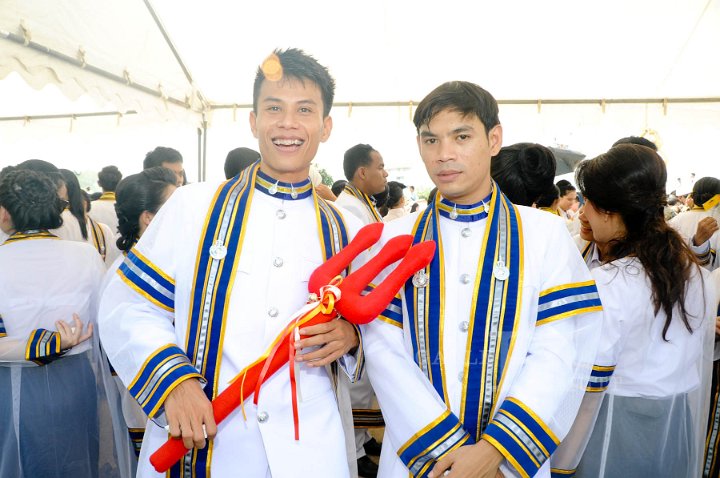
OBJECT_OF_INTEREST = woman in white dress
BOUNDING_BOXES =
[99,167,178,468]
[0,168,132,478]
[552,144,716,477]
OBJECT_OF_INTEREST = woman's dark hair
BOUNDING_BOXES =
[491,143,557,206]
[114,167,177,251]
[535,184,560,208]
[691,177,720,207]
[331,179,347,197]
[59,169,88,239]
[387,181,406,209]
[576,144,700,340]
[0,169,63,231]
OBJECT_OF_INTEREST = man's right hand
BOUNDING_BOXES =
[164,379,217,449]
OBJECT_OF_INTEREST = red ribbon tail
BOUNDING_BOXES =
[288,329,300,441]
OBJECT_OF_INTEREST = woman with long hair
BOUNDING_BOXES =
[99,166,177,469]
[552,144,715,477]
[0,169,132,477]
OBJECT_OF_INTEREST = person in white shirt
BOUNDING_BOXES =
[99,166,178,470]
[552,144,715,477]
[89,165,122,235]
[335,143,389,224]
[0,168,132,478]
[669,176,720,271]
[363,81,603,478]
[383,181,408,222]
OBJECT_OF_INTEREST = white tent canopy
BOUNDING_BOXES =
[1,0,719,187]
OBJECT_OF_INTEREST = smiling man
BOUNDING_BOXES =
[364,82,604,478]
[99,48,364,478]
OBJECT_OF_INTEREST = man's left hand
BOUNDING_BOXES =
[428,440,505,478]
[295,319,359,366]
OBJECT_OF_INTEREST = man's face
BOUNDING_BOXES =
[161,161,185,187]
[362,150,388,196]
[417,109,502,205]
[558,190,577,212]
[250,77,332,183]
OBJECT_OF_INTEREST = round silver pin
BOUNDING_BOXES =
[209,240,227,260]
[268,181,279,195]
[493,260,509,281]
[412,270,429,288]
[461,227,472,238]
[291,190,298,199]
[276,209,286,219]
[449,205,458,220]
[483,203,491,213]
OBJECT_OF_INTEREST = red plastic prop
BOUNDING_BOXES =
[150,222,435,472]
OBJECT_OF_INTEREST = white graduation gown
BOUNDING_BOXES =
[670,208,720,271]
[99,181,361,478]
[553,257,715,477]
[0,235,133,478]
[364,201,603,478]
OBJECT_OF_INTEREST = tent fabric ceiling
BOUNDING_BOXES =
[1,0,719,120]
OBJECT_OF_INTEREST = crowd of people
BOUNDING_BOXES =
[1,47,719,478]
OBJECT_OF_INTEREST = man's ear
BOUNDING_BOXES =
[249,110,258,138]
[488,124,503,156]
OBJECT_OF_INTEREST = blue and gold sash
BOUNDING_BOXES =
[175,163,348,478]
[342,183,383,222]
[406,184,523,441]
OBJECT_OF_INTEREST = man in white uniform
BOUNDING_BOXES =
[362,81,603,478]
[89,165,122,235]
[99,48,365,478]
[334,142,389,476]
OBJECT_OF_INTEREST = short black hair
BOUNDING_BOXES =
[224,147,260,179]
[253,48,336,118]
[414,81,500,134]
[387,181,406,209]
[97,165,122,192]
[536,184,560,208]
[143,146,183,169]
[555,179,577,197]
[0,169,63,231]
[343,144,376,181]
[331,179,347,197]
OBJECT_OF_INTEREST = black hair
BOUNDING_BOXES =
[491,143,556,206]
[612,136,658,151]
[387,181,407,209]
[413,81,500,133]
[331,179,347,197]
[114,167,178,251]
[691,177,720,207]
[0,169,63,231]
[535,184,560,208]
[224,147,260,179]
[15,159,64,190]
[143,146,183,169]
[576,144,699,340]
[343,144,376,181]
[98,165,123,191]
[59,169,89,239]
[555,179,576,197]
[253,48,336,118]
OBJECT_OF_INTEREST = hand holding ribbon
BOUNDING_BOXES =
[150,222,436,472]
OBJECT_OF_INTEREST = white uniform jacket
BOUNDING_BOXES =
[670,207,720,270]
[363,189,603,478]
[99,168,367,478]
